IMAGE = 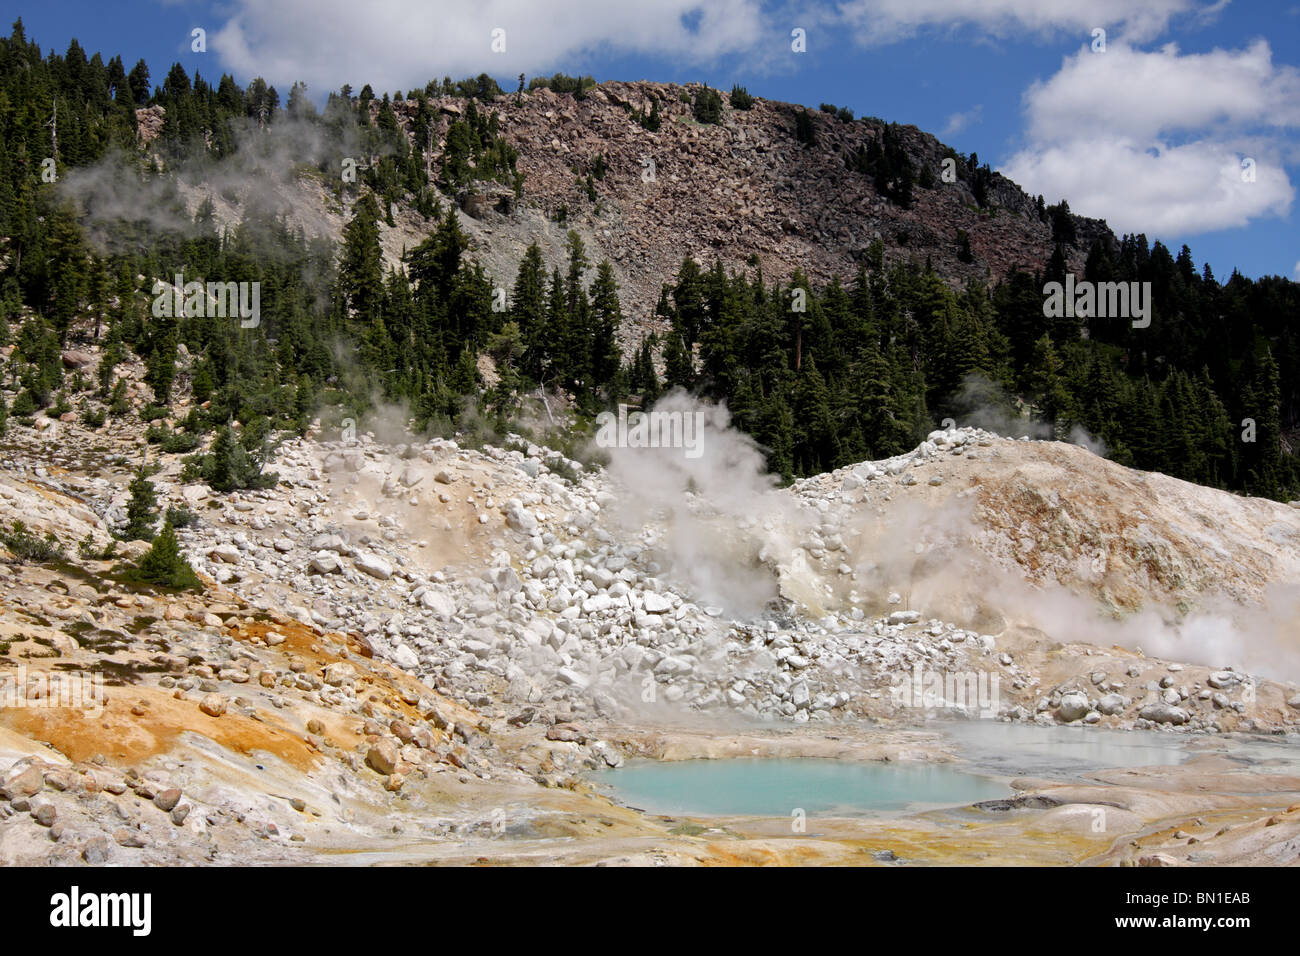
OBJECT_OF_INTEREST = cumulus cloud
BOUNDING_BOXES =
[212,0,767,95]
[1002,41,1300,235]
[839,0,1202,46]
[1003,136,1293,234]
[1020,40,1300,143]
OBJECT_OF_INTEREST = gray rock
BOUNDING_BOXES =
[491,566,522,596]
[1097,693,1126,715]
[1139,702,1189,725]
[414,588,451,618]
[113,828,146,848]
[503,499,538,534]
[309,553,340,574]
[642,591,673,614]
[311,533,347,553]
[208,544,241,564]
[556,666,590,688]
[1056,691,1090,722]
[81,835,111,863]
[354,552,393,580]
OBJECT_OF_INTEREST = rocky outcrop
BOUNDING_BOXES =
[374,82,1110,343]
[135,104,165,146]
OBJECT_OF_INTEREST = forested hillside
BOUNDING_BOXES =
[0,19,1296,499]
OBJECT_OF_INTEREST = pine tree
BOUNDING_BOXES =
[1026,334,1070,432]
[143,315,177,404]
[121,466,159,541]
[512,243,547,379]
[588,261,623,390]
[794,109,816,147]
[791,358,837,475]
[339,193,384,320]
[632,336,661,403]
[135,522,201,590]
[662,331,693,389]
[127,58,150,104]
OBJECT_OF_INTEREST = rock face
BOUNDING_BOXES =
[134,104,165,146]
[358,81,1108,350]
[1,363,1298,868]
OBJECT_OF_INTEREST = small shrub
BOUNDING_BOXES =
[78,534,117,561]
[145,423,201,453]
[0,521,63,563]
[128,523,202,591]
[165,505,198,529]
[692,86,723,124]
[730,85,754,110]
[11,389,36,417]
[545,455,579,483]
[794,109,816,147]
[634,98,661,131]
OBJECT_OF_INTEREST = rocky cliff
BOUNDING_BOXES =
[140,80,1111,341]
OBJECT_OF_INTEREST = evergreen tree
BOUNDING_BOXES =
[135,522,202,590]
[121,465,159,541]
[340,193,384,320]
[588,261,623,390]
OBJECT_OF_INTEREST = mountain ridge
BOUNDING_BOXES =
[137,78,1118,334]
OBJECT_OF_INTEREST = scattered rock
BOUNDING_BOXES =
[366,739,400,775]
[199,693,228,718]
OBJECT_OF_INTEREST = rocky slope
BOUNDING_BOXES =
[138,80,1108,348]
[2,341,1299,866]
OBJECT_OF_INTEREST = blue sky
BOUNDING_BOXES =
[6,0,1299,281]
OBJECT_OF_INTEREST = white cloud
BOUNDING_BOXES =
[1003,138,1293,234]
[838,0,1201,46]
[1022,41,1300,143]
[942,104,983,136]
[212,0,767,95]
[1002,41,1300,235]
[1294,258,1300,279]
